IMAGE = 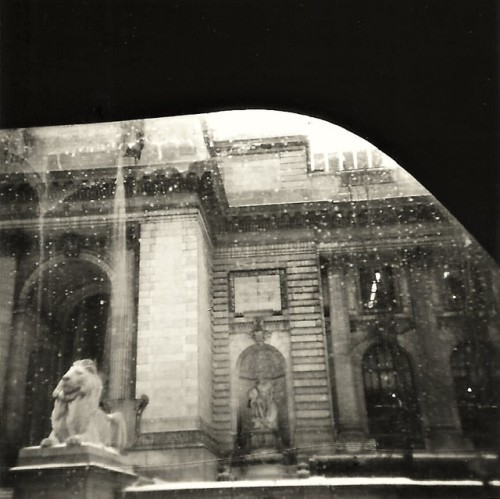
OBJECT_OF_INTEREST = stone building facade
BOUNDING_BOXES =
[0,113,499,489]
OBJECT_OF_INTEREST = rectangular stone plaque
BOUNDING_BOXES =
[231,271,284,315]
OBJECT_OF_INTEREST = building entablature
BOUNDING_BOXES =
[219,196,445,232]
[0,160,227,229]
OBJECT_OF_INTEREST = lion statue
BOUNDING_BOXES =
[40,359,127,452]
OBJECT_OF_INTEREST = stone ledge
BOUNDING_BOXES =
[134,429,220,456]
[14,444,134,474]
[124,477,500,499]
[310,450,499,480]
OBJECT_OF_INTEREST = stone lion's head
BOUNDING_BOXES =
[53,359,103,408]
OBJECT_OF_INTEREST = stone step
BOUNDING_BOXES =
[0,488,13,499]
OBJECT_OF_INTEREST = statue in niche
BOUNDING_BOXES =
[248,375,278,431]
[237,344,289,453]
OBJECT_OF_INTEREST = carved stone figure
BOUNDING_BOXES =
[40,359,127,452]
[248,375,278,431]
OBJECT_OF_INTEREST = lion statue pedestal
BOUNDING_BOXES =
[11,444,137,499]
[11,360,136,499]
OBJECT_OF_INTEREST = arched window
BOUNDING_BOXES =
[450,341,498,448]
[362,341,423,449]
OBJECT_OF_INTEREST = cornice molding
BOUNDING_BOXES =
[0,161,227,224]
[219,196,446,234]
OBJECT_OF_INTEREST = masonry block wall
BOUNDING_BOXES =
[219,147,311,206]
[135,210,212,434]
[211,240,334,454]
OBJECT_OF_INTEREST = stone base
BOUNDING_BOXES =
[249,430,280,450]
[332,431,377,452]
[234,449,288,480]
[425,427,473,451]
[241,462,287,480]
[129,447,218,482]
[294,428,335,453]
[0,488,13,499]
[10,444,136,499]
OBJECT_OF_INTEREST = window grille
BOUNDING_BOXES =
[359,265,398,313]
[450,341,498,448]
[363,341,423,449]
[441,264,465,310]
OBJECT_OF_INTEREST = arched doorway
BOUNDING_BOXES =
[236,344,289,453]
[362,341,423,449]
[67,293,109,367]
[450,341,498,448]
[20,257,111,446]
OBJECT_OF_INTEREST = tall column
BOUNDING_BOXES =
[106,247,136,401]
[407,249,469,450]
[327,262,369,441]
[106,157,136,403]
[2,309,37,469]
[0,254,17,402]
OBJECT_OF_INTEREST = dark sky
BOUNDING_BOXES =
[1,0,497,262]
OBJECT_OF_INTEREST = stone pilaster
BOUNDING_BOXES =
[407,250,470,450]
[288,247,333,451]
[327,264,368,441]
[132,209,214,475]
[132,209,216,480]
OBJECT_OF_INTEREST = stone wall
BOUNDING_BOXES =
[219,148,312,206]
[211,241,334,453]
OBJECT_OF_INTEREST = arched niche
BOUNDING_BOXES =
[18,255,111,446]
[236,344,289,453]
